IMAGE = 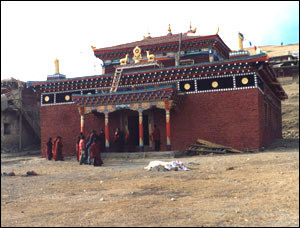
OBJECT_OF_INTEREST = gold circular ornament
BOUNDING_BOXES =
[133,46,141,55]
[212,81,218,88]
[65,95,70,101]
[184,83,191,90]
[44,96,49,102]
[242,77,248,85]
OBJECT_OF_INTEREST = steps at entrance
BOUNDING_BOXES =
[101,151,178,159]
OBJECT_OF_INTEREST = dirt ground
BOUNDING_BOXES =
[1,78,299,227]
[1,145,299,227]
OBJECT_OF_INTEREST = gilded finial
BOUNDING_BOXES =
[216,26,219,34]
[54,58,59,74]
[91,45,96,50]
[168,24,172,34]
[148,31,151,37]
[190,21,192,31]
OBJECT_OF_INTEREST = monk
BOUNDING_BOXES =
[53,136,64,161]
[98,129,105,152]
[86,130,97,165]
[151,124,161,151]
[90,137,103,166]
[52,137,57,160]
[113,128,124,152]
[79,134,86,165]
[46,137,53,160]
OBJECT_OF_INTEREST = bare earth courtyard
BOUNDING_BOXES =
[1,145,299,227]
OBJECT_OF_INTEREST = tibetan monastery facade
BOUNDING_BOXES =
[28,29,287,157]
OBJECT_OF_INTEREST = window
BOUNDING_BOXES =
[4,123,11,135]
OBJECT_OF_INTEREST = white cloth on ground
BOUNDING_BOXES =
[144,160,190,171]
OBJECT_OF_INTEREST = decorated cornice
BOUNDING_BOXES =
[28,53,286,100]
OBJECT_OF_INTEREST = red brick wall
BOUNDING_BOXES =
[257,85,282,149]
[168,89,262,151]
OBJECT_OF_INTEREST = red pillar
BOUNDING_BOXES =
[79,106,85,135]
[80,115,85,134]
[105,112,110,149]
[166,109,171,151]
[139,110,144,151]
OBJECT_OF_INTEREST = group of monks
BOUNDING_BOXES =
[45,136,64,161]
[45,125,161,164]
[77,129,105,166]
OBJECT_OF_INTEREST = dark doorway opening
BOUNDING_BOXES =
[128,115,139,146]
[143,114,149,146]
[127,114,149,148]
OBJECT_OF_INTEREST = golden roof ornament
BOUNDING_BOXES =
[216,26,219,35]
[91,45,96,50]
[132,46,142,63]
[168,24,172,35]
[188,21,197,34]
[54,58,59,74]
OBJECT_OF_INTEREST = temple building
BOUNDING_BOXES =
[27,25,288,157]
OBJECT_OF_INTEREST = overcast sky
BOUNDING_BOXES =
[1,1,299,82]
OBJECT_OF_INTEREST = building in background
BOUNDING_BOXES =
[1,78,40,152]
[245,44,299,80]
[28,26,288,157]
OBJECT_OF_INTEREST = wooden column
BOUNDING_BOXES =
[79,107,85,134]
[166,109,171,151]
[80,115,85,134]
[105,112,110,149]
[138,110,144,151]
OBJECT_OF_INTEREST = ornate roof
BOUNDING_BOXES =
[94,33,231,57]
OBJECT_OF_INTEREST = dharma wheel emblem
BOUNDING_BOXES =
[212,81,218,88]
[44,96,49,102]
[184,83,191,90]
[242,77,248,85]
[65,95,70,101]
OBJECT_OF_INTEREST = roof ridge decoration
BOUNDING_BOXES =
[168,24,172,36]
[132,46,142,63]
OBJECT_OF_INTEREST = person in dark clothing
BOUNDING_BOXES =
[79,134,87,165]
[98,128,105,152]
[151,125,161,151]
[113,128,124,152]
[46,137,53,160]
[125,129,134,152]
[86,130,97,165]
[91,137,104,166]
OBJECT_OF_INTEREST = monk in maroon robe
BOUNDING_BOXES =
[53,136,64,161]
[46,137,53,160]
[91,138,103,166]
[151,125,161,151]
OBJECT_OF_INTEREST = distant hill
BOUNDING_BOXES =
[244,43,299,57]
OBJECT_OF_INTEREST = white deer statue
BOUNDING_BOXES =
[120,54,129,65]
[146,51,155,62]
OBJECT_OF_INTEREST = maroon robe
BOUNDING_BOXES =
[53,138,64,161]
